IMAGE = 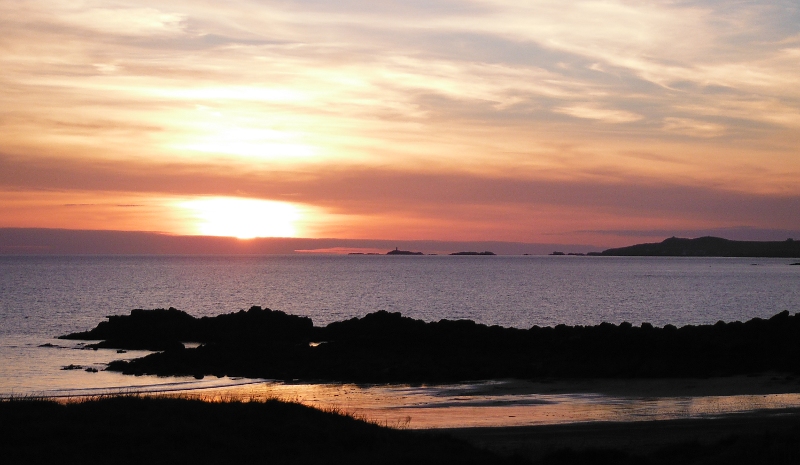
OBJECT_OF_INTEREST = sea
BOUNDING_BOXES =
[1,254,799,428]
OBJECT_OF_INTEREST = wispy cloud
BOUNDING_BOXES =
[554,104,643,123]
[1,0,798,243]
[662,117,725,138]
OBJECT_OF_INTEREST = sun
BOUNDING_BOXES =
[179,197,302,239]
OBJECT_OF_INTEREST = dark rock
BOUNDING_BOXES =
[61,306,313,351]
[74,306,800,383]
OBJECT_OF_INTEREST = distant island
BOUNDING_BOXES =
[595,236,800,258]
[386,248,424,255]
[449,251,495,255]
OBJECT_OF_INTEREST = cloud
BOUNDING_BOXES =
[662,117,725,138]
[0,0,798,243]
[1,152,798,245]
[61,7,186,36]
[576,226,800,242]
[554,104,643,123]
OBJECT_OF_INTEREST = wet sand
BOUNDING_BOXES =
[105,373,800,431]
[469,373,800,397]
[426,376,800,461]
[441,407,800,462]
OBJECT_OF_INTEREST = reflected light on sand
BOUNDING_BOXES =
[178,197,302,239]
[26,374,800,429]
[186,381,800,430]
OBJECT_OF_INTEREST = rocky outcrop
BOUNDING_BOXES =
[63,307,800,383]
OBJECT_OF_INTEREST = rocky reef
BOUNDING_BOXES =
[61,307,800,383]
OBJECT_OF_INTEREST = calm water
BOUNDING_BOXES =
[1,254,799,426]
[2,255,798,336]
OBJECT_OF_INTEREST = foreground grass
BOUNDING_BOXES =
[0,396,524,465]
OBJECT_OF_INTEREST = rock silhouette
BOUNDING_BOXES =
[63,307,800,383]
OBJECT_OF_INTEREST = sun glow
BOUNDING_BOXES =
[175,126,316,161]
[179,197,303,239]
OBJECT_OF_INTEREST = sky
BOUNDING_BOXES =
[1,0,799,248]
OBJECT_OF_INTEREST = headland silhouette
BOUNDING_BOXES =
[596,236,800,257]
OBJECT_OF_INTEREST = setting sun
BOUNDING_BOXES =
[178,197,302,239]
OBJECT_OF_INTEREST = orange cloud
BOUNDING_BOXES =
[1,0,798,246]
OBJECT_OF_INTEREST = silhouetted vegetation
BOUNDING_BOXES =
[0,396,521,465]
[598,236,800,258]
[63,307,800,383]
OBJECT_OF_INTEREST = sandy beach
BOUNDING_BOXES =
[443,407,800,462]
[423,375,800,462]
[171,373,800,429]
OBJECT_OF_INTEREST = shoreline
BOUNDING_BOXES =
[472,373,800,398]
[11,373,800,431]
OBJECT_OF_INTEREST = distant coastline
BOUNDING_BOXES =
[5,228,800,257]
[595,236,800,258]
